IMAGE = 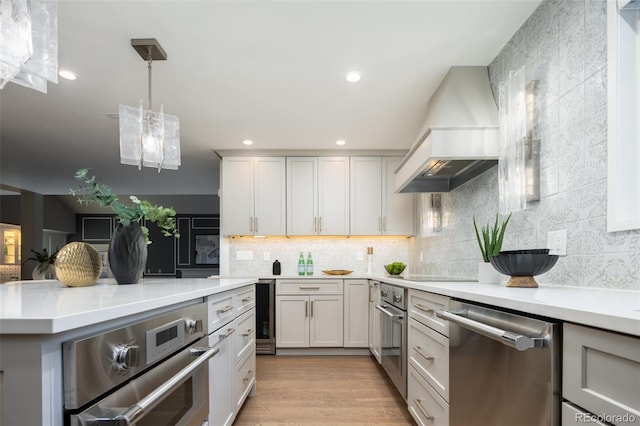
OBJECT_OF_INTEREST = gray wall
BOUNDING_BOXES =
[410,0,639,290]
[44,196,76,233]
[0,195,20,225]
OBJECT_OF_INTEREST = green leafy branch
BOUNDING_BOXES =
[23,248,59,273]
[473,212,512,262]
[70,168,180,244]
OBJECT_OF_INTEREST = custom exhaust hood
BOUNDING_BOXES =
[395,66,500,193]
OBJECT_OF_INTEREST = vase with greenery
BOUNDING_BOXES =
[473,213,511,283]
[23,248,58,280]
[70,168,180,284]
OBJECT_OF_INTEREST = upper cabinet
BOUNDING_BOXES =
[1,224,21,265]
[221,157,286,236]
[287,157,349,235]
[350,157,414,236]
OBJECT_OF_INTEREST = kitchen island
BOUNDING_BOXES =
[0,277,258,426]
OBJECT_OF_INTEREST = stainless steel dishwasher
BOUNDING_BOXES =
[436,300,560,426]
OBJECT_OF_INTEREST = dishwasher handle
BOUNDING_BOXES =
[436,310,545,351]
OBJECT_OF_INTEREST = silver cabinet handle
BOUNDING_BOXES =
[305,300,309,317]
[310,300,314,318]
[242,329,254,337]
[254,217,258,233]
[436,310,545,351]
[249,217,253,233]
[216,305,233,315]
[318,217,322,232]
[313,217,317,232]
[415,346,435,361]
[116,346,219,424]
[383,216,387,232]
[219,327,235,341]
[375,304,395,317]
[243,370,253,382]
[414,303,434,314]
[413,399,435,420]
[241,296,254,302]
[299,286,320,290]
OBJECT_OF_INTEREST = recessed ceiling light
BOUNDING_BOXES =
[336,139,346,146]
[345,71,361,83]
[242,139,253,146]
[58,69,78,80]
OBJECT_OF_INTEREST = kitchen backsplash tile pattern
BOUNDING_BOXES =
[226,237,409,277]
[411,0,640,290]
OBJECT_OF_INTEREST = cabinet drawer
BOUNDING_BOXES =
[276,279,343,295]
[563,323,640,424]
[236,285,256,316]
[408,290,449,336]
[562,402,608,426]
[408,365,449,426]
[408,317,449,400]
[208,291,235,332]
[235,347,256,411]
[234,310,256,363]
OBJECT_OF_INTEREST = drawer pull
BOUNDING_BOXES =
[241,296,254,302]
[414,303,434,313]
[413,399,435,421]
[415,346,435,361]
[299,286,320,290]
[216,305,234,314]
[242,329,254,337]
[219,328,235,340]
[243,370,254,382]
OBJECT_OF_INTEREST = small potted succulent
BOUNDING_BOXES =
[23,248,59,280]
[473,212,511,284]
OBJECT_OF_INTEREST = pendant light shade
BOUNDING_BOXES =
[119,38,181,172]
[0,0,58,93]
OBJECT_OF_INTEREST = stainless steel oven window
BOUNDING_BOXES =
[378,303,407,398]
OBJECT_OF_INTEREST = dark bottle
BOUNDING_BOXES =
[272,259,281,275]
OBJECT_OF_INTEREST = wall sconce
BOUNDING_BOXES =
[420,193,442,237]
[119,38,181,172]
[498,66,540,214]
[0,0,58,93]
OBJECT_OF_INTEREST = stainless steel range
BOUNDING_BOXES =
[376,283,408,399]
[63,301,217,425]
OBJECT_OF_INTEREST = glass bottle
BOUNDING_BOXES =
[298,252,305,275]
[306,252,314,275]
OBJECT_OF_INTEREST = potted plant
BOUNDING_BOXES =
[70,168,180,284]
[23,248,59,280]
[473,212,511,284]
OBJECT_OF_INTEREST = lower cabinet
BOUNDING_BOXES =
[343,279,369,348]
[408,365,449,426]
[368,280,382,362]
[207,285,256,426]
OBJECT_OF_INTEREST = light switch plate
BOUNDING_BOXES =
[236,250,253,261]
[547,229,567,256]
[263,251,270,261]
[357,252,364,261]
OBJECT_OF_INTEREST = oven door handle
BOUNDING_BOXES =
[375,304,396,317]
[100,345,219,425]
[436,310,544,351]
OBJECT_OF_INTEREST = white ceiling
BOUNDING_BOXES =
[0,0,541,196]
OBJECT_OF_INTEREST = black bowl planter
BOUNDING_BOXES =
[489,249,559,288]
[108,222,148,284]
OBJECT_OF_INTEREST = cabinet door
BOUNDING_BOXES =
[369,282,382,363]
[287,157,318,235]
[254,157,286,236]
[344,280,369,348]
[1,226,20,265]
[382,157,414,235]
[309,295,344,347]
[276,295,310,347]
[221,157,254,235]
[209,324,235,426]
[318,157,349,235]
[350,157,382,235]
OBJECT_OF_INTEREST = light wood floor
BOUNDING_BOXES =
[234,355,416,425]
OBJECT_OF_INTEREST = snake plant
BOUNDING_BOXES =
[473,213,512,262]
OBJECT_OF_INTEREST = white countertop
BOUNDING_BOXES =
[0,277,257,334]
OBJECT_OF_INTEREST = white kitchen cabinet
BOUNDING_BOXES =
[221,157,286,236]
[287,157,349,235]
[1,224,20,265]
[350,157,413,235]
[276,279,344,348]
[408,365,449,426]
[368,280,382,363]
[344,279,369,348]
[208,321,235,426]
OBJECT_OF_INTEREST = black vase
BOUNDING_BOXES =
[108,222,148,284]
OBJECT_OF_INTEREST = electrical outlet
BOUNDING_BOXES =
[547,229,567,256]
[263,251,270,261]
[357,252,364,261]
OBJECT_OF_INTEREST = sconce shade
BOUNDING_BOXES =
[0,0,58,93]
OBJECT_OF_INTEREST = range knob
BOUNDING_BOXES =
[185,318,203,335]
[111,343,139,371]
[381,289,389,297]
[393,293,402,303]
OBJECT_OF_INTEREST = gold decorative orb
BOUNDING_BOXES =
[54,242,103,287]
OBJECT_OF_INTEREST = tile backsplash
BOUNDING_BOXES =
[411,0,640,290]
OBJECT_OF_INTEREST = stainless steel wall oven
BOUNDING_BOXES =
[63,302,216,426]
[376,283,408,399]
